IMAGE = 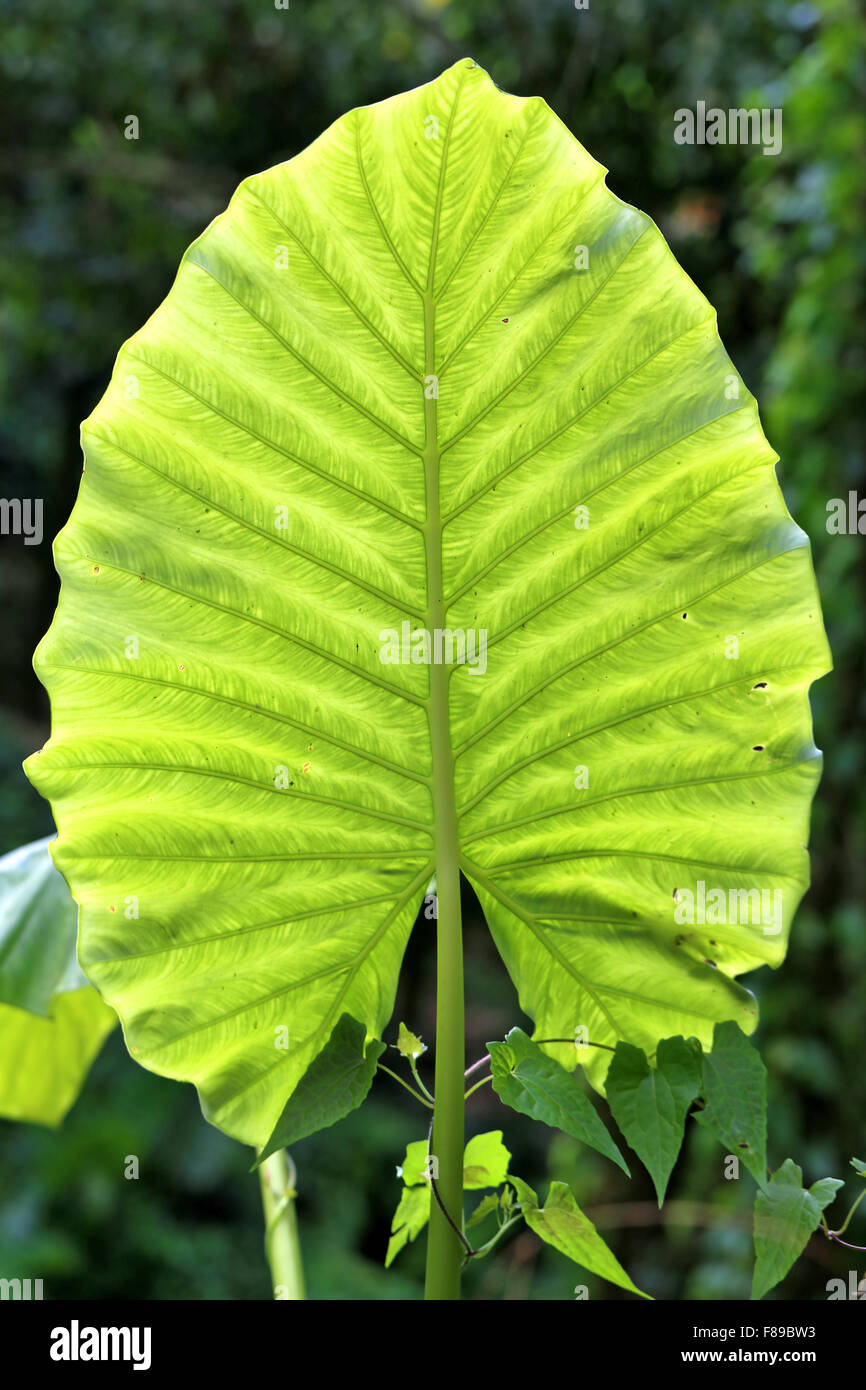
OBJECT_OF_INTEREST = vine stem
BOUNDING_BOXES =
[828,1233,866,1251]
[464,1074,493,1101]
[830,1184,866,1238]
[256,1148,306,1300]
[378,1062,435,1109]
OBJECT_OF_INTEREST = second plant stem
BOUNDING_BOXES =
[257,1148,306,1300]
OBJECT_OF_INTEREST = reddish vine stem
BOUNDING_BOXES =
[827,1233,866,1251]
[426,1114,476,1260]
[463,1035,615,1080]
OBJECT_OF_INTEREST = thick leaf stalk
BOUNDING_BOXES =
[423,255,465,1296]
[257,1149,306,1301]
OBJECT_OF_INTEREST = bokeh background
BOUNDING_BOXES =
[1,0,863,1300]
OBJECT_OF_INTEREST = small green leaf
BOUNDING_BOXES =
[465,1193,500,1231]
[520,1181,651,1299]
[810,1176,844,1208]
[487,1028,629,1174]
[397,1131,509,1190]
[463,1130,511,1189]
[508,1174,539,1209]
[751,1159,844,1300]
[256,1013,385,1164]
[695,1020,768,1189]
[605,1035,702,1205]
[385,1185,431,1267]
[850,1157,866,1177]
[397,1138,431,1187]
[387,1131,511,1264]
[396,1022,426,1059]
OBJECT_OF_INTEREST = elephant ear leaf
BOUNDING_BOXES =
[0,837,115,1126]
[25,59,828,1145]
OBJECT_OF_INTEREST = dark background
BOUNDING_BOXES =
[0,0,863,1300]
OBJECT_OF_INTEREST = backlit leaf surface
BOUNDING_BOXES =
[26,60,829,1144]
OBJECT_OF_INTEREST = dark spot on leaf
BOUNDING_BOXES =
[753,682,768,689]
[753,745,764,751]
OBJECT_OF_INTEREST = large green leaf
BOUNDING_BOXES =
[25,59,828,1145]
[0,838,115,1126]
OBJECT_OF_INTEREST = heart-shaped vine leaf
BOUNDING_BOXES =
[694,1020,768,1189]
[0,837,116,1126]
[488,1027,628,1172]
[605,1034,702,1204]
[25,58,828,1145]
[461,1129,511,1187]
[751,1160,843,1300]
[519,1180,651,1298]
[256,1013,384,1164]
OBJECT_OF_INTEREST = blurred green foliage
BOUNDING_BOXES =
[0,0,863,1299]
